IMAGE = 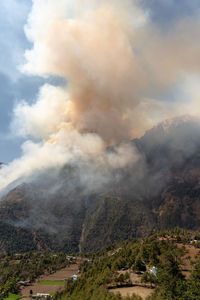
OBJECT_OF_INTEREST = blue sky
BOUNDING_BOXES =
[0,0,199,162]
[141,0,200,26]
[0,0,65,162]
[0,0,43,162]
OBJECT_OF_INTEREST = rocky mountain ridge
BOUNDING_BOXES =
[0,115,200,252]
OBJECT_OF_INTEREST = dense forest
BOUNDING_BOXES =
[57,228,200,300]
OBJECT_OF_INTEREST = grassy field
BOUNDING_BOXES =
[4,293,21,300]
[39,281,65,285]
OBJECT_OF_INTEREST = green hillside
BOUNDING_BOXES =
[57,229,200,300]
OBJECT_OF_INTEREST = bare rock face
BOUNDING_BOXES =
[0,116,200,252]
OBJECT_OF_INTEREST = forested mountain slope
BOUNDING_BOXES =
[0,116,200,252]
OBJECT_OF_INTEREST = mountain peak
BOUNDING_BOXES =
[141,115,200,146]
[144,115,200,138]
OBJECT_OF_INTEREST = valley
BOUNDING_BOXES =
[0,229,200,299]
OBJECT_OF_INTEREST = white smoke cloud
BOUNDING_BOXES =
[1,0,200,194]
[12,84,69,139]
[21,0,147,145]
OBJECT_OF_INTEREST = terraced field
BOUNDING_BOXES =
[20,260,82,299]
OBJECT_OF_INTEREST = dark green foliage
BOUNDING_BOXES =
[133,256,146,272]
[152,252,186,299]
[183,262,200,299]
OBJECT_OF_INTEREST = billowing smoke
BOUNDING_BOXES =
[22,0,147,144]
[1,0,200,194]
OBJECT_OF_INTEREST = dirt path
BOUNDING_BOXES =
[20,259,83,299]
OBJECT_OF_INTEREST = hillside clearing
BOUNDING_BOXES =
[20,259,82,299]
[178,244,200,278]
[110,286,154,299]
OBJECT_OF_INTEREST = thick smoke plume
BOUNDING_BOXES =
[1,0,200,193]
